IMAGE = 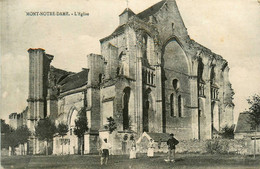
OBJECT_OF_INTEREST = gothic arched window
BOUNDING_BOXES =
[143,34,148,59]
[178,95,182,117]
[172,79,179,90]
[170,93,174,117]
[148,71,150,84]
[99,74,103,84]
[151,72,154,84]
[210,66,215,85]
[122,87,131,130]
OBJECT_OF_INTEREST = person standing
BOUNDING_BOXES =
[158,138,162,151]
[129,138,137,159]
[100,138,112,165]
[166,133,179,162]
[147,139,155,157]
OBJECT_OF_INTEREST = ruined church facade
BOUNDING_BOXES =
[26,0,234,155]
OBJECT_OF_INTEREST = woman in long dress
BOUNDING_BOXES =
[129,139,137,159]
[147,139,154,157]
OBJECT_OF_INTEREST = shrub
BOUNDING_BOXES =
[220,125,235,139]
[206,140,229,154]
[123,134,128,141]
[130,134,134,140]
[107,117,117,133]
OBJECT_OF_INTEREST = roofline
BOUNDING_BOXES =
[119,8,135,16]
[136,0,167,18]
[100,24,127,43]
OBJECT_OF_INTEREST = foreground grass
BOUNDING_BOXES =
[1,153,260,169]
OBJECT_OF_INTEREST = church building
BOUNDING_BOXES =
[25,0,234,154]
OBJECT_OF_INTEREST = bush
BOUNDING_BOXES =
[107,117,117,133]
[220,125,235,139]
[206,140,229,154]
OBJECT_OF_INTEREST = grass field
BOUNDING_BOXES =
[1,153,260,169]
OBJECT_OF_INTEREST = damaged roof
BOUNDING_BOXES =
[59,69,89,93]
[50,66,75,84]
[100,24,126,42]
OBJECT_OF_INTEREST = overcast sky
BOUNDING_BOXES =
[1,0,260,124]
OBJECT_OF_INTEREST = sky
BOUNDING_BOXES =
[1,0,260,124]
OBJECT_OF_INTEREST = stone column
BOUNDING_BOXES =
[136,56,143,135]
[189,56,199,139]
[135,31,143,136]
[189,75,199,139]
[154,46,163,133]
[203,63,213,139]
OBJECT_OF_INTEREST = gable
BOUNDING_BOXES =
[147,132,170,142]
[141,0,188,43]
[137,132,170,143]
[137,0,166,21]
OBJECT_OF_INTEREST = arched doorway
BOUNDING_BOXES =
[68,109,79,154]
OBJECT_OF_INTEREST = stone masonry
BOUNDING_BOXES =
[21,0,234,155]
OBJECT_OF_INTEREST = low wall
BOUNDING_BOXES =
[1,148,9,156]
[176,139,249,154]
[136,139,254,155]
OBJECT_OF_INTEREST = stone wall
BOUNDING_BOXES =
[136,139,253,155]
[177,139,250,154]
[57,92,84,123]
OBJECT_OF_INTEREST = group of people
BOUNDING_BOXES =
[99,133,179,165]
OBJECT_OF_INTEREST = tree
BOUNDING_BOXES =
[247,94,260,158]
[106,117,117,134]
[1,119,11,134]
[35,118,57,155]
[6,128,19,155]
[1,119,11,149]
[16,125,31,155]
[248,95,260,129]
[57,123,68,155]
[1,120,18,155]
[73,109,88,155]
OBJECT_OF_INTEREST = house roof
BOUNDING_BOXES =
[137,132,171,143]
[137,0,166,21]
[235,112,260,133]
[147,132,171,142]
[59,69,89,93]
